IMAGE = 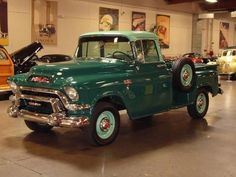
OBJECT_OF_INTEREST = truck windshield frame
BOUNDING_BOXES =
[75,36,134,61]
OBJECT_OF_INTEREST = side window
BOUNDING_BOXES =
[142,40,159,63]
[232,50,236,56]
[135,40,159,63]
[0,50,7,60]
[135,40,144,63]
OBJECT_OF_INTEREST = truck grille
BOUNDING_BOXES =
[21,90,60,99]
[17,87,68,115]
[19,99,53,114]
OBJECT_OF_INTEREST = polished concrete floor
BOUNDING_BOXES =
[0,80,235,177]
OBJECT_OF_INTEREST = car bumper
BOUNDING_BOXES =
[7,86,91,128]
[8,105,89,128]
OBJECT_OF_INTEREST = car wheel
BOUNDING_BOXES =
[24,120,53,132]
[230,73,236,80]
[187,88,209,119]
[172,58,196,92]
[85,102,120,146]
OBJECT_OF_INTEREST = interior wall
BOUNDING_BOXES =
[212,19,236,55]
[6,0,193,57]
[199,15,236,56]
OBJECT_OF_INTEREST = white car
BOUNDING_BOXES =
[217,48,236,79]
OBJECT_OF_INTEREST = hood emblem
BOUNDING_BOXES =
[123,79,132,90]
[31,76,50,83]
[28,101,41,107]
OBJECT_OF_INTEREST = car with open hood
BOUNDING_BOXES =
[0,42,43,92]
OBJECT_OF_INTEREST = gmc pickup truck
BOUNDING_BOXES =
[8,31,222,145]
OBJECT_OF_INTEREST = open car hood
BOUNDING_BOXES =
[10,42,43,65]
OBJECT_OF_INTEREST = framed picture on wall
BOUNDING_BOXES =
[0,0,8,46]
[32,0,58,45]
[99,7,119,31]
[219,22,229,49]
[132,12,146,31]
[156,14,170,49]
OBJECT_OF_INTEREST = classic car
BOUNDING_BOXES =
[0,42,42,92]
[39,24,56,37]
[217,47,236,79]
[182,52,210,64]
[36,54,72,65]
[8,31,222,146]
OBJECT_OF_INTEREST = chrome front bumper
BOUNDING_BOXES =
[8,106,89,128]
[8,87,90,128]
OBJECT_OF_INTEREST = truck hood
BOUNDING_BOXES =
[29,58,131,82]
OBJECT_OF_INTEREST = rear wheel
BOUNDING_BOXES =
[187,89,209,119]
[24,120,53,132]
[85,102,120,146]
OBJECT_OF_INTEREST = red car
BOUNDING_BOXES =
[183,53,205,63]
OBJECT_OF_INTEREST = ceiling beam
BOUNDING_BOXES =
[200,1,236,11]
[165,0,201,4]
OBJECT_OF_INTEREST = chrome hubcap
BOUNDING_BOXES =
[196,93,206,114]
[181,64,193,87]
[183,70,190,80]
[100,118,111,132]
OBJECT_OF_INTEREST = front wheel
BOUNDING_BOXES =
[85,102,120,146]
[187,89,209,119]
[24,120,53,132]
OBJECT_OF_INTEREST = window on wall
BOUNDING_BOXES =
[135,40,159,63]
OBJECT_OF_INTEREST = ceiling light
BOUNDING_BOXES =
[198,13,214,19]
[231,11,236,17]
[205,0,218,3]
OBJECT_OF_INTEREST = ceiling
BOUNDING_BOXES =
[165,0,236,12]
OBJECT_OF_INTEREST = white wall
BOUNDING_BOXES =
[212,19,236,55]
[6,0,193,57]
[199,17,236,56]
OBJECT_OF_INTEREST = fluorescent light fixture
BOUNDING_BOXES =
[198,13,214,19]
[231,11,236,17]
[205,0,218,3]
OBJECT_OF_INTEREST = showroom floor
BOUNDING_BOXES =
[0,80,235,177]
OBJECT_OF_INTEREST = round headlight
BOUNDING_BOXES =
[64,87,79,101]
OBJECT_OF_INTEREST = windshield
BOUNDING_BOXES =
[222,50,231,56]
[75,36,133,61]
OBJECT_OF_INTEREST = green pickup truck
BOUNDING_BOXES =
[8,31,222,145]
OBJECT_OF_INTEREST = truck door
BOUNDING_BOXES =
[0,48,14,91]
[127,40,172,119]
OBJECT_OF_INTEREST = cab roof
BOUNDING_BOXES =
[80,31,158,41]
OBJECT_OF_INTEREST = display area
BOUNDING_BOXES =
[1,0,236,176]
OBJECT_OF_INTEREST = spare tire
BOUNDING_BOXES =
[172,57,196,92]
